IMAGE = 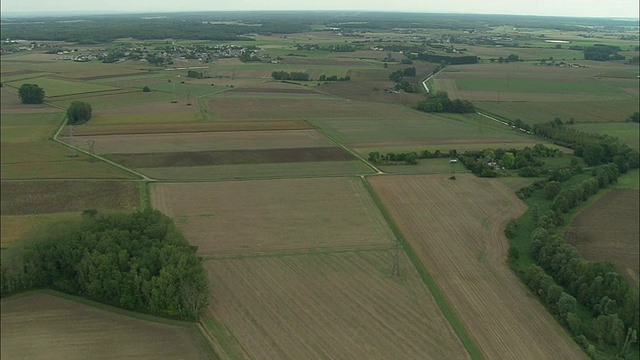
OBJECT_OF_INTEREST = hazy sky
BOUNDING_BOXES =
[1,0,639,18]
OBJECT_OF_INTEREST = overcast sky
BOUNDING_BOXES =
[1,0,639,18]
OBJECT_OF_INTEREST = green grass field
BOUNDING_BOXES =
[311,112,529,146]
[7,77,120,97]
[570,122,640,150]
[475,100,639,124]
[138,161,375,180]
[0,113,62,143]
[455,78,617,95]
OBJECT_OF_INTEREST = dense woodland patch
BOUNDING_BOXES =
[1,209,209,321]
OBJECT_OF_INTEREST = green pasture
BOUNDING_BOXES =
[1,113,63,143]
[614,168,639,189]
[455,78,611,95]
[0,72,52,83]
[475,100,639,125]
[310,112,528,146]
[88,112,203,126]
[7,77,120,97]
[570,122,640,150]
[137,160,374,180]
[49,91,175,109]
[1,143,136,180]
[460,45,583,62]
[146,81,226,97]
[354,142,552,157]
[89,72,174,84]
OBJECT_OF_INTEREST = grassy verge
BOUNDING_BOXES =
[507,169,640,360]
[200,309,245,360]
[360,176,485,360]
[138,181,150,211]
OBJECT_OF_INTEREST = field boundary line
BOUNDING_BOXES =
[3,289,196,327]
[50,113,156,182]
[196,321,225,360]
[360,176,485,360]
[201,244,396,261]
[307,120,384,175]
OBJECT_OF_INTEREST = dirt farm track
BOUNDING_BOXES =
[370,174,586,359]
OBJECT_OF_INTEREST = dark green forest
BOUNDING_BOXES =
[1,12,636,43]
[0,209,209,321]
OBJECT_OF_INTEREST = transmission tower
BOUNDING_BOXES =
[67,125,78,157]
[86,140,96,162]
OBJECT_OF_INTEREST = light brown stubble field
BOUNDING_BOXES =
[150,177,394,256]
[1,293,214,360]
[369,174,586,359]
[204,251,471,360]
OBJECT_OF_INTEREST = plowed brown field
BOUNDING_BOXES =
[150,178,394,256]
[205,251,470,360]
[369,174,585,360]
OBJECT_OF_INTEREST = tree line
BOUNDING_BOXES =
[531,120,639,171]
[0,209,209,321]
[416,91,476,114]
[516,164,639,357]
[271,71,310,81]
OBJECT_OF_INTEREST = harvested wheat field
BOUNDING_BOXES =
[1,292,214,360]
[204,251,470,360]
[151,177,394,256]
[369,174,585,359]
[566,189,640,287]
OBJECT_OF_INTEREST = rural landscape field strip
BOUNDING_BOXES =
[0,180,138,215]
[138,160,375,181]
[369,174,586,359]
[1,292,215,360]
[204,252,471,360]
[66,129,336,154]
[150,178,395,256]
[566,189,640,286]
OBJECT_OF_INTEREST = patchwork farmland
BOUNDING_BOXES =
[2,11,638,360]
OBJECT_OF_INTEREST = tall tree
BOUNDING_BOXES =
[67,101,93,125]
[18,83,45,104]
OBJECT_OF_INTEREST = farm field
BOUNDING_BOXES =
[369,174,585,359]
[311,113,530,148]
[569,122,640,150]
[6,77,120,97]
[1,180,139,215]
[1,292,214,360]
[67,130,336,154]
[475,100,639,125]
[0,111,136,180]
[435,63,639,125]
[71,120,312,136]
[566,189,640,287]
[138,160,374,180]
[206,93,416,121]
[203,251,470,360]
[4,13,640,360]
[150,177,394,256]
